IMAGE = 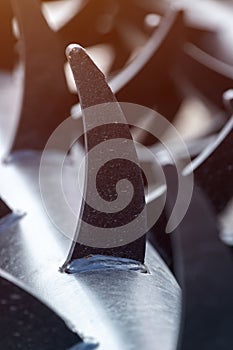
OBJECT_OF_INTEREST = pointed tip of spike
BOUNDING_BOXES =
[223,89,233,114]
[66,44,86,60]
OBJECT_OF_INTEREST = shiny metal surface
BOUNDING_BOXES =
[0,152,180,350]
[0,211,24,233]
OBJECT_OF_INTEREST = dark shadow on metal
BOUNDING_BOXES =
[148,210,174,272]
[0,269,98,350]
[194,91,233,214]
[179,43,233,112]
[164,165,233,350]
[115,10,184,128]
[150,90,233,270]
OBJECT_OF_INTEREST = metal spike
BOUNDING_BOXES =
[0,197,12,219]
[9,0,75,153]
[62,44,147,271]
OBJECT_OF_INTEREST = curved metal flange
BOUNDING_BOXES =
[0,151,180,350]
[116,10,184,122]
[180,43,233,110]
